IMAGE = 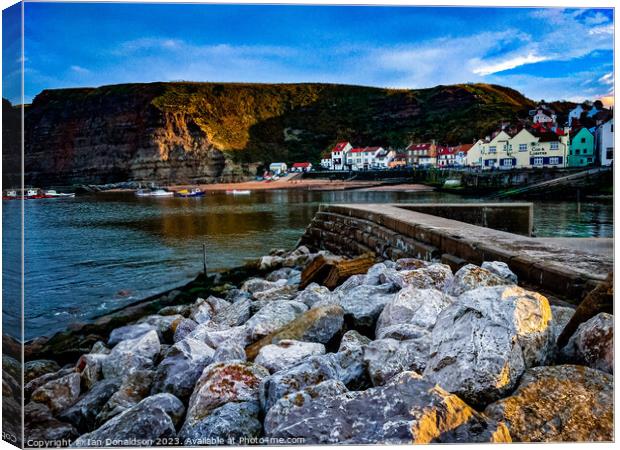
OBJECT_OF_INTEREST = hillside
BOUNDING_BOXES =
[10,82,543,186]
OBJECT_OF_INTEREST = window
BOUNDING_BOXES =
[581,137,586,143]
[489,146,497,153]
[502,159,514,167]
[550,142,559,150]
[519,144,527,151]
[606,148,613,159]
[533,157,544,166]
[549,157,559,165]
[587,157,593,163]
[575,149,581,155]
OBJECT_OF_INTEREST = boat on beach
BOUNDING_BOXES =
[226,189,252,195]
[175,188,205,197]
[135,188,174,197]
[3,188,72,200]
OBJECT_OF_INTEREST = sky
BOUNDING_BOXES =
[3,3,615,105]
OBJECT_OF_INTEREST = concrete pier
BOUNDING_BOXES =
[300,203,613,303]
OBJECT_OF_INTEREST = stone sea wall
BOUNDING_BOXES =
[4,245,613,446]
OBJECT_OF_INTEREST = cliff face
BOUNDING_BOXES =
[20,82,539,186]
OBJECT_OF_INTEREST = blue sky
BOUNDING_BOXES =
[6,3,615,104]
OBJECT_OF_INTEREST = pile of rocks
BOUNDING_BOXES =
[20,247,614,445]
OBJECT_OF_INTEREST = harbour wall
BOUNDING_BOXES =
[299,203,613,303]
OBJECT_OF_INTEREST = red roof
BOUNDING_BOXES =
[292,162,311,168]
[438,146,453,156]
[364,146,382,152]
[331,141,350,153]
[406,143,433,151]
[349,147,365,153]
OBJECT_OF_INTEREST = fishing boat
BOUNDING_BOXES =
[44,190,75,198]
[226,189,251,195]
[175,188,205,198]
[2,188,45,200]
[135,188,174,197]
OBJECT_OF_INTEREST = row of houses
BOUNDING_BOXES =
[320,118,613,171]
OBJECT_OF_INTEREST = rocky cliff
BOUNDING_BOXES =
[11,82,543,186]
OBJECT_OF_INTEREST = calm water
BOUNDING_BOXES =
[2,190,613,340]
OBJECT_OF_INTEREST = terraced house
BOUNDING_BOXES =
[568,127,595,167]
[480,129,568,169]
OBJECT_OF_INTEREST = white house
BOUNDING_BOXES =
[269,162,288,174]
[373,149,395,169]
[568,104,585,127]
[346,146,382,170]
[466,140,485,167]
[330,141,352,170]
[530,105,557,126]
[291,162,312,172]
[320,153,332,170]
[596,119,614,166]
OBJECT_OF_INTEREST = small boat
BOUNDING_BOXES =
[135,188,174,197]
[44,190,75,198]
[3,188,45,200]
[175,188,205,198]
[226,189,251,195]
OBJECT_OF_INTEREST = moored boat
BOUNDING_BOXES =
[175,188,205,197]
[135,188,174,197]
[44,190,76,198]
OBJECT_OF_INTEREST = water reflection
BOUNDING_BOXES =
[2,190,612,339]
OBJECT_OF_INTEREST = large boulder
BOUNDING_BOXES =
[59,378,121,433]
[382,263,453,291]
[95,370,154,426]
[484,365,613,442]
[252,284,299,302]
[255,340,325,374]
[190,297,231,324]
[76,353,108,390]
[178,401,261,444]
[31,372,81,414]
[108,323,155,346]
[363,338,429,386]
[137,314,184,342]
[184,362,269,428]
[294,283,331,308]
[213,298,252,327]
[561,313,613,373]
[151,337,215,401]
[102,330,160,379]
[245,301,308,341]
[336,283,396,330]
[74,394,185,446]
[172,318,198,343]
[447,264,512,297]
[375,287,453,340]
[265,371,511,443]
[25,367,75,402]
[211,340,247,364]
[246,305,344,360]
[25,402,79,443]
[424,286,553,406]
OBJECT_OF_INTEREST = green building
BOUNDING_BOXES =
[568,127,595,167]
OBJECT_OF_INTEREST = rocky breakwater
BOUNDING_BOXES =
[20,249,614,446]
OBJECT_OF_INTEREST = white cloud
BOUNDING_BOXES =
[70,65,91,75]
[472,54,549,76]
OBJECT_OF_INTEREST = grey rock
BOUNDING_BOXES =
[295,282,331,308]
[266,267,294,282]
[259,255,284,271]
[240,278,278,295]
[137,313,184,343]
[383,263,454,291]
[202,325,250,349]
[211,340,247,363]
[255,340,326,373]
[96,370,154,425]
[338,330,371,352]
[364,262,390,285]
[190,296,231,324]
[59,378,121,432]
[90,341,111,355]
[447,264,512,296]
[364,338,429,385]
[214,297,252,327]
[76,353,108,390]
[337,283,396,330]
[332,274,366,294]
[74,394,184,447]
[179,401,261,444]
[561,312,613,374]
[264,371,511,443]
[246,301,308,341]
[395,258,429,270]
[102,330,161,379]
[31,372,81,414]
[424,285,553,407]
[151,337,215,401]
[172,318,198,343]
[376,287,453,340]
[108,323,154,346]
[157,304,191,317]
[481,261,518,283]
[252,284,299,302]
